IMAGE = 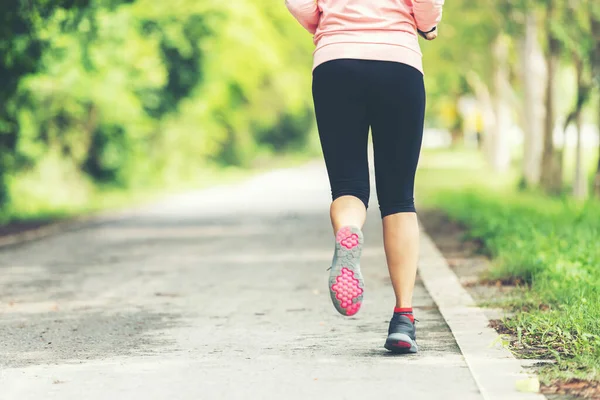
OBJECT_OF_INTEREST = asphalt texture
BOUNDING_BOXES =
[0,162,482,399]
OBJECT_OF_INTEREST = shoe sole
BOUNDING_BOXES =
[384,333,419,354]
[329,226,364,317]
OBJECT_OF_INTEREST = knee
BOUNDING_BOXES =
[331,182,370,210]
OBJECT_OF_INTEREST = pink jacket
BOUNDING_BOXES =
[285,0,444,74]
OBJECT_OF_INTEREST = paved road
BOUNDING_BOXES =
[0,162,482,399]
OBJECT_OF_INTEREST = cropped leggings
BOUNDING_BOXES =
[312,59,426,218]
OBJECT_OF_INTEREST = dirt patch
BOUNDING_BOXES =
[0,220,55,238]
[419,209,484,257]
[488,319,554,360]
[488,320,600,399]
[420,209,598,400]
[419,209,516,305]
[544,380,600,400]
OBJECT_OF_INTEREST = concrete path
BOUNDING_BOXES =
[0,162,482,399]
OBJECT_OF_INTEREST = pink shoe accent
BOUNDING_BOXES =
[391,341,412,348]
[330,267,363,316]
[336,227,360,250]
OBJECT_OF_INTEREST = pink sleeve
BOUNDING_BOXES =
[285,0,321,34]
[413,0,445,32]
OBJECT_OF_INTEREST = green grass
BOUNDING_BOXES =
[416,148,600,383]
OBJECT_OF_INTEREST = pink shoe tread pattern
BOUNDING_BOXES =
[330,267,363,316]
[336,227,360,250]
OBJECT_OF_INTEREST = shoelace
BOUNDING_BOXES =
[393,314,419,324]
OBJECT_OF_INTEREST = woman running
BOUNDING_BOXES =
[285,0,443,353]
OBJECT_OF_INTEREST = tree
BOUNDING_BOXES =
[566,58,592,199]
[422,0,518,171]
[0,0,316,213]
[538,0,564,194]
[559,0,594,199]
[590,4,600,197]
[520,10,546,188]
[0,0,90,208]
[488,33,512,172]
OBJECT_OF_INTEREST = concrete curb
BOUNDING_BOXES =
[418,230,546,400]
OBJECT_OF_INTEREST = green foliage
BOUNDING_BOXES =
[1,0,84,204]
[423,0,599,130]
[0,0,316,211]
[444,191,600,381]
[419,150,600,382]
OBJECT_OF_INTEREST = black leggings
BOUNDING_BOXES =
[312,59,425,218]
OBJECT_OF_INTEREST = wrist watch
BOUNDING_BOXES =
[417,26,436,38]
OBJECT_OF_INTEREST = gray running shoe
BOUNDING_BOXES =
[384,313,418,353]
[328,226,365,316]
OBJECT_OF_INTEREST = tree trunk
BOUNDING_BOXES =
[591,8,600,197]
[467,72,496,156]
[568,56,590,200]
[488,34,512,172]
[539,3,563,194]
[595,100,600,197]
[0,158,8,210]
[573,112,586,199]
[520,11,545,188]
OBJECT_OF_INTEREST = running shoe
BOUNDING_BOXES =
[384,313,418,353]
[328,226,365,316]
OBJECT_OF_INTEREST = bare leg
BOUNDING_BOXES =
[382,212,419,308]
[330,195,367,233]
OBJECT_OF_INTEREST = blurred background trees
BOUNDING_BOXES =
[0,0,599,218]
[0,0,315,216]
[422,0,600,198]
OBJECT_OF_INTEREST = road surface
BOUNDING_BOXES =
[0,162,482,399]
